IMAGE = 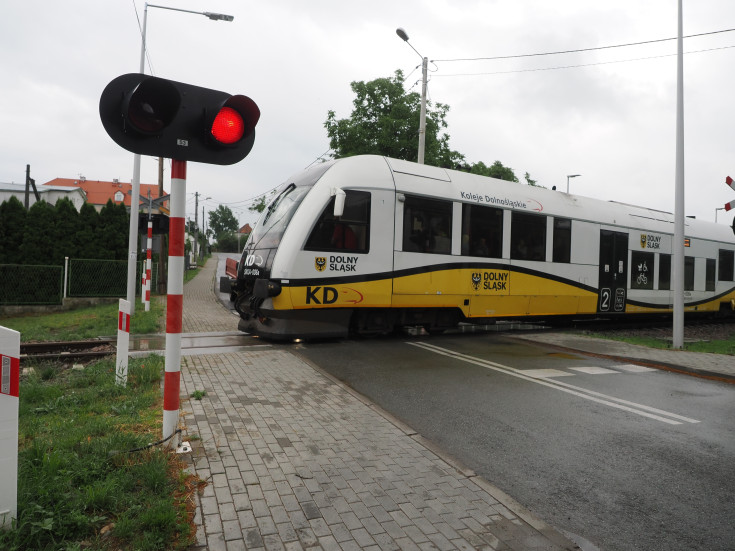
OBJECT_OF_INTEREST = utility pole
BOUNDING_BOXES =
[194,192,199,265]
[158,157,166,294]
[24,165,39,210]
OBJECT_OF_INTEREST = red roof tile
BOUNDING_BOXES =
[43,178,168,208]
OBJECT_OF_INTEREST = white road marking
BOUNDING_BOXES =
[521,369,574,378]
[408,342,700,426]
[569,366,619,375]
[615,364,657,373]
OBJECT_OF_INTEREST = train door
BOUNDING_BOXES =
[598,230,628,313]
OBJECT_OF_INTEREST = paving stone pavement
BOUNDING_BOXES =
[177,256,579,550]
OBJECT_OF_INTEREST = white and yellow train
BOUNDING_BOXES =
[233,155,735,339]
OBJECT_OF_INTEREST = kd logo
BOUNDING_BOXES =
[306,286,338,304]
[315,257,326,272]
[640,234,647,248]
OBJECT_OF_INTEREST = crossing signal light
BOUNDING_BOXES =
[99,74,259,165]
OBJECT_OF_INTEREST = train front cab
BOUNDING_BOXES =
[237,156,398,339]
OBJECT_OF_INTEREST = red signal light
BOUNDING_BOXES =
[211,107,245,144]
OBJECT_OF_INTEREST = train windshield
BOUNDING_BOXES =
[247,161,334,250]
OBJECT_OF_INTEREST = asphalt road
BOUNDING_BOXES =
[295,332,735,551]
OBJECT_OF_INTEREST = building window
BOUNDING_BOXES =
[719,249,734,281]
[304,190,370,253]
[114,191,124,202]
[631,251,654,290]
[402,196,452,254]
[552,218,572,263]
[659,253,671,290]
[511,211,546,261]
[461,204,503,258]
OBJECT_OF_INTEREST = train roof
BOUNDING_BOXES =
[325,155,734,245]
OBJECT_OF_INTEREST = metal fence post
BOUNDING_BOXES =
[63,256,69,299]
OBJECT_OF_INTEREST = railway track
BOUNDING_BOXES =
[20,339,116,362]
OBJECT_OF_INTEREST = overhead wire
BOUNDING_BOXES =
[433,44,735,78]
[433,28,735,63]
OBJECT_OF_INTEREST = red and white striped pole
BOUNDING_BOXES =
[0,325,20,529]
[144,220,153,311]
[115,299,131,386]
[163,159,186,445]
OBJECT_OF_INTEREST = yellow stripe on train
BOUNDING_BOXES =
[277,269,599,317]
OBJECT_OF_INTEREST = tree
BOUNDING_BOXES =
[98,200,129,260]
[524,172,543,187]
[325,70,464,168]
[469,160,518,183]
[208,205,238,241]
[20,200,57,264]
[249,196,267,214]
[53,197,79,263]
[0,196,27,264]
[76,202,104,259]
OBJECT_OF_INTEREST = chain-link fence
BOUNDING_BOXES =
[0,264,63,305]
[0,260,159,305]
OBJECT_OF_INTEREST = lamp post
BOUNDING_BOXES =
[566,174,581,194]
[396,27,428,165]
[125,3,233,314]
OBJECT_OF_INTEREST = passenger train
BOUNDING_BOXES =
[233,155,735,339]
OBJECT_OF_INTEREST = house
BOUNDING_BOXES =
[0,181,87,210]
[43,177,168,213]
[239,223,253,237]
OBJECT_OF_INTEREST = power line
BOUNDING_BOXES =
[433,44,735,78]
[433,28,735,63]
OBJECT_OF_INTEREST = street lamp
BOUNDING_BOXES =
[396,27,428,165]
[566,174,581,194]
[125,3,233,314]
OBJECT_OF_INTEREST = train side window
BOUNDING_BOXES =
[631,251,654,290]
[658,253,671,290]
[685,256,695,291]
[706,258,716,291]
[552,217,572,263]
[402,196,452,254]
[718,249,734,281]
[461,204,503,257]
[510,211,546,261]
[304,190,370,253]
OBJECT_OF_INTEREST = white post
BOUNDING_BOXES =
[672,0,685,349]
[115,299,131,386]
[63,256,69,299]
[0,326,20,529]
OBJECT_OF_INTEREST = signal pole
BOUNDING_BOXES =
[194,192,199,264]
[672,0,685,349]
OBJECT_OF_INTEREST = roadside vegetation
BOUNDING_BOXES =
[0,355,198,550]
[588,331,735,355]
[0,298,164,342]
[0,265,210,550]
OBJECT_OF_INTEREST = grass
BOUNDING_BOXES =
[0,298,165,342]
[0,261,212,550]
[0,355,197,551]
[589,332,735,355]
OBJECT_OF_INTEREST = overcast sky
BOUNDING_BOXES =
[1,1,734,229]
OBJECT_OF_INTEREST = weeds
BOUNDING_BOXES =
[190,389,207,400]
